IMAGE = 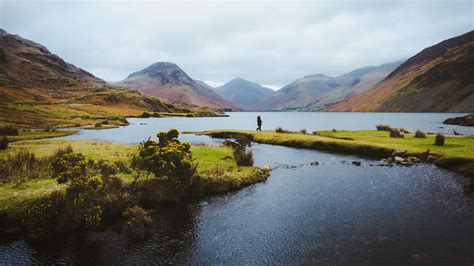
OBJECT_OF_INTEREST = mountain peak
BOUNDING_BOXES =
[215,77,275,110]
[118,61,238,110]
[128,61,185,78]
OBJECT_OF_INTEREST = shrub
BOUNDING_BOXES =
[0,126,19,136]
[275,127,290,133]
[376,124,393,131]
[414,129,426,138]
[115,160,131,174]
[400,128,411,134]
[141,112,151,118]
[52,152,103,229]
[435,133,445,146]
[0,146,76,184]
[0,150,54,183]
[389,129,404,138]
[223,138,254,166]
[235,149,254,166]
[101,120,109,125]
[300,129,307,134]
[123,205,152,230]
[94,122,102,128]
[0,136,9,150]
[137,129,196,192]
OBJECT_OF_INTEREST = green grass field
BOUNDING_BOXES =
[199,129,474,177]
[0,139,267,214]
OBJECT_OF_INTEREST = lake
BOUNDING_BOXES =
[1,112,473,264]
[59,112,474,144]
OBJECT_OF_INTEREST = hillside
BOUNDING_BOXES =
[257,62,401,111]
[0,29,200,129]
[116,62,238,110]
[327,31,474,112]
[214,78,275,110]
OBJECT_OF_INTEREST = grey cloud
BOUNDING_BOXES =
[1,0,472,88]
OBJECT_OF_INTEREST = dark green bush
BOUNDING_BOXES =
[141,112,151,118]
[376,124,393,131]
[223,138,254,166]
[389,129,404,138]
[275,127,290,133]
[94,122,102,128]
[414,129,427,138]
[435,133,445,146]
[400,128,411,134]
[300,129,307,134]
[0,136,9,150]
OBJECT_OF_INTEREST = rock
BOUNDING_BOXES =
[407,156,421,163]
[352,161,361,166]
[386,157,394,163]
[391,149,406,158]
[393,156,405,163]
[401,161,414,166]
[263,163,272,171]
[310,161,319,166]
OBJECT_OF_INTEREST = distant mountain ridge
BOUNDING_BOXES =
[214,78,275,110]
[257,61,402,111]
[117,62,238,110]
[327,30,474,112]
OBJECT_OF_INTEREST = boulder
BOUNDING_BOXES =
[309,161,319,166]
[391,149,406,158]
[394,156,405,163]
[352,161,361,166]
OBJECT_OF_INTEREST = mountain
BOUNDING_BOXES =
[116,62,238,110]
[0,29,104,91]
[257,62,402,111]
[214,78,275,110]
[327,31,474,112]
[0,28,194,129]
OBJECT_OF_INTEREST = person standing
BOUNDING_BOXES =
[257,116,262,131]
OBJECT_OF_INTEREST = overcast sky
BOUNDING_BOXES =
[1,0,472,89]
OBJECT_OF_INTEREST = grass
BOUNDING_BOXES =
[0,139,268,216]
[199,129,474,177]
[6,130,77,142]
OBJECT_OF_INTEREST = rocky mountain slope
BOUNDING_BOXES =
[327,31,474,112]
[257,62,401,111]
[0,29,196,128]
[117,62,238,110]
[214,78,275,110]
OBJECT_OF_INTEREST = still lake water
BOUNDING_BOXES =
[60,112,474,144]
[1,112,473,264]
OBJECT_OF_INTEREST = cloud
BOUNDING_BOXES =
[1,0,472,87]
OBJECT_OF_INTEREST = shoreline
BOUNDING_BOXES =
[197,130,474,178]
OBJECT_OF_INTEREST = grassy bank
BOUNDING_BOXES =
[0,139,268,228]
[198,129,474,177]
[5,130,77,142]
